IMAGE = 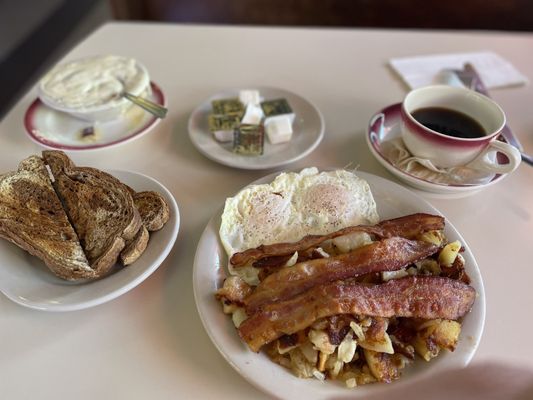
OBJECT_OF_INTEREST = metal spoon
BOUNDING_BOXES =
[122,91,167,119]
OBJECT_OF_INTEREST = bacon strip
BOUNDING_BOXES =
[245,237,438,313]
[230,213,444,268]
[238,276,475,352]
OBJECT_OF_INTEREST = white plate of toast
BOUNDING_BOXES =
[0,159,179,312]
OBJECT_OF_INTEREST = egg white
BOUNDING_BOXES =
[219,168,379,259]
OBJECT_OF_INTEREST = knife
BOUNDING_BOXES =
[451,63,533,166]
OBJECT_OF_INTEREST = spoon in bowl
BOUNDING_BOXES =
[122,91,167,119]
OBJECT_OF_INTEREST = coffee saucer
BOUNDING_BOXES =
[366,103,508,197]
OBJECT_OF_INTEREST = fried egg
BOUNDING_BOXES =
[219,168,379,259]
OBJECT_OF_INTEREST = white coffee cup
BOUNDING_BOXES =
[401,85,521,174]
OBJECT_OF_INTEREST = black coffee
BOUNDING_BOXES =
[411,107,486,139]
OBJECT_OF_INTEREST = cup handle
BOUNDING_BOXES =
[468,140,521,174]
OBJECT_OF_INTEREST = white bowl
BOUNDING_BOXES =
[38,56,150,122]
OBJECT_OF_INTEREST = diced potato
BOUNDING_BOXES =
[309,329,336,354]
[431,320,461,351]
[325,353,344,378]
[228,264,260,286]
[358,365,378,385]
[413,334,439,362]
[265,344,292,369]
[215,275,253,303]
[300,341,318,364]
[289,348,315,378]
[438,240,462,267]
[412,319,451,361]
[345,377,357,388]
[222,302,238,314]
[393,353,413,370]
[364,349,400,383]
[415,318,442,332]
[382,269,409,281]
[358,332,394,354]
[231,307,248,328]
[418,230,445,246]
[416,259,441,275]
[406,266,419,275]
[332,232,372,253]
[412,319,461,361]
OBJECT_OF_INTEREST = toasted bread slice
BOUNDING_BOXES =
[120,189,170,265]
[121,225,149,265]
[133,191,170,231]
[0,156,95,280]
[42,151,142,277]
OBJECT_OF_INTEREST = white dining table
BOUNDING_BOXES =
[0,22,532,399]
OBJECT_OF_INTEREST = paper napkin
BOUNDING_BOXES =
[381,138,496,186]
[389,51,528,90]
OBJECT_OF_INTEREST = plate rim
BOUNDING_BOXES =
[0,169,180,312]
[192,169,486,399]
[366,103,508,194]
[187,87,325,170]
[23,81,166,152]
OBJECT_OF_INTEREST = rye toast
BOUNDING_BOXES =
[42,151,142,277]
[133,191,170,232]
[0,156,94,280]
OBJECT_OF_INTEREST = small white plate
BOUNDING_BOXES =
[366,103,508,197]
[188,87,324,170]
[193,170,485,399]
[0,170,179,312]
[24,82,166,151]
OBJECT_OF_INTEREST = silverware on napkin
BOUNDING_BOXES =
[451,63,533,167]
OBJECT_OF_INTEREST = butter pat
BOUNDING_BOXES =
[208,114,240,142]
[265,116,293,144]
[239,90,261,106]
[241,104,264,125]
[234,124,264,155]
[261,98,295,125]
[211,98,244,117]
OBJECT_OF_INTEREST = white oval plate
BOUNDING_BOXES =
[24,82,166,151]
[188,87,324,170]
[366,103,508,197]
[193,170,485,399]
[0,170,179,312]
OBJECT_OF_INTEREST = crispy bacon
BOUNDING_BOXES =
[238,276,475,352]
[244,237,439,313]
[230,213,444,268]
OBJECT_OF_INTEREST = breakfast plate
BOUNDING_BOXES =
[193,169,485,399]
[0,170,179,312]
[24,82,166,151]
[366,103,508,196]
[188,87,324,170]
